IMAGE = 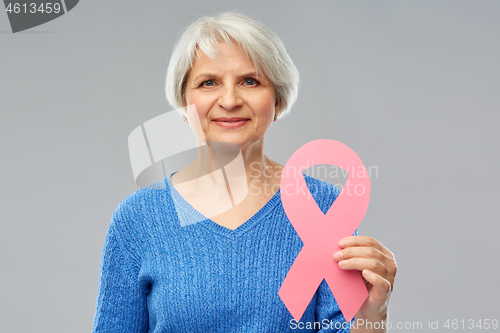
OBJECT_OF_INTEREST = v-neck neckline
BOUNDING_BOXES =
[165,171,282,238]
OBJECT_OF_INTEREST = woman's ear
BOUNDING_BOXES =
[274,102,280,122]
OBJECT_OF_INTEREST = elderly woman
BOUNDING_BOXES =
[92,12,396,333]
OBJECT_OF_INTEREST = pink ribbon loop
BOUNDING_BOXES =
[278,139,370,322]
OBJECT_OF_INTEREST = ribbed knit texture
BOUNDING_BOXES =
[92,172,357,332]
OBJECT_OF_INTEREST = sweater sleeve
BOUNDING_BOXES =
[92,218,149,332]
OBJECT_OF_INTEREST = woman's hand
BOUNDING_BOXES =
[333,236,397,330]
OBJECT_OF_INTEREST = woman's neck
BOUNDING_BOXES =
[171,139,283,198]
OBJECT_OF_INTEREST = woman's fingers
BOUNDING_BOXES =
[333,246,386,262]
[337,257,391,283]
[339,236,394,259]
[362,269,392,299]
[334,236,396,318]
[337,236,397,288]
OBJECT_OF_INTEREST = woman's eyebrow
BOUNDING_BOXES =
[238,72,259,78]
[192,72,262,82]
[192,73,218,82]
[239,72,268,82]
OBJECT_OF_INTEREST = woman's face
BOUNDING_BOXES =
[184,41,277,152]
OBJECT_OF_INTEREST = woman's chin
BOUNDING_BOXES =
[206,135,247,147]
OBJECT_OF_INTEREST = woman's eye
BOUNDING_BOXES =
[201,80,215,87]
[244,78,259,86]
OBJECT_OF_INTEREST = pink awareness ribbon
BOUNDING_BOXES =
[278,139,370,322]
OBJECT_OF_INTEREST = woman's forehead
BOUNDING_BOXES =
[189,42,260,77]
[195,40,250,63]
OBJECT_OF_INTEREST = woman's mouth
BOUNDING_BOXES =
[213,117,249,128]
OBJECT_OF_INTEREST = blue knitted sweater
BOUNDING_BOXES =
[92,172,357,332]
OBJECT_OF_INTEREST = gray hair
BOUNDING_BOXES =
[165,12,300,119]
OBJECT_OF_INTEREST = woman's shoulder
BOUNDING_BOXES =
[111,178,173,227]
[106,179,176,250]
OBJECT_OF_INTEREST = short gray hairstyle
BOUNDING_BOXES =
[165,12,300,119]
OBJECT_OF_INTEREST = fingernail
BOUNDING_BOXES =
[339,239,348,247]
[339,260,347,268]
[333,251,342,261]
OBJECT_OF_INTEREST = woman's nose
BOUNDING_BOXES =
[218,86,242,111]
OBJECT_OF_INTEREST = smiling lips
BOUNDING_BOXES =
[213,117,250,128]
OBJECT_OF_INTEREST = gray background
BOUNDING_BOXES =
[1,1,499,332]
